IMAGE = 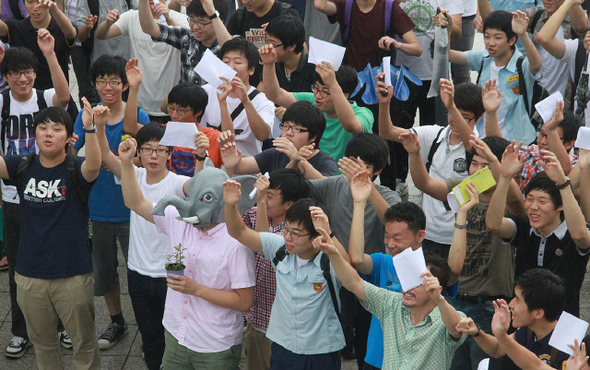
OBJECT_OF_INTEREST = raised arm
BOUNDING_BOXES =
[93,97,122,178]
[348,171,375,275]
[577,150,590,222]
[310,206,350,263]
[37,30,70,108]
[376,74,409,142]
[123,59,144,137]
[39,0,77,39]
[482,79,504,138]
[540,150,590,249]
[80,100,102,182]
[202,0,231,46]
[138,0,161,38]
[223,180,264,254]
[477,0,494,21]
[253,174,271,233]
[77,14,98,42]
[314,0,337,16]
[217,77,234,134]
[231,76,271,141]
[434,8,462,41]
[456,299,509,358]
[423,270,463,338]
[512,11,542,75]
[119,138,155,223]
[449,50,468,65]
[259,45,297,108]
[535,0,580,59]
[544,102,574,175]
[95,9,122,40]
[400,132,450,201]
[379,32,423,57]
[568,0,588,36]
[441,78,473,151]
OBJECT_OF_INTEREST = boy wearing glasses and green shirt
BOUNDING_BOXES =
[71,54,150,351]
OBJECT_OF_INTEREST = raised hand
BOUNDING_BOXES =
[511,10,529,37]
[455,317,480,336]
[501,140,525,178]
[421,271,442,302]
[295,143,315,162]
[217,77,232,102]
[125,58,143,89]
[273,137,298,159]
[491,299,511,337]
[338,156,367,181]
[350,170,372,203]
[217,130,236,149]
[93,105,111,128]
[482,79,502,113]
[105,9,120,26]
[544,100,564,132]
[194,131,209,157]
[153,2,170,19]
[231,76,248,103]
[469,135,497,164]
[223,179,242,206]
[37,29,55,55]
[81,97,94,129]
[316,62,337,88]
[565,340,588,370]
[376,72,393,104]
[254,173,269,203]
[310,206,331,234]
[85,14,98,29]
[220,142,242,170]
[399,132,421,154]
[439,78,455,109]
[458,182,479,214]
[118,138,137,162]
[258,44,277,65]
[539,149,567,184]
[312,227,338,255]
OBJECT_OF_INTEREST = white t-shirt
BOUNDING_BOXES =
[561,38,590,125]
[1,89,57,204]
[489,61,509,137]
[413,125,474,244]
[537,27,569,96]
[200,85,275,157]
[396,0,463,80]
[127,167,189,277]
[115,10,188,116]
[462,0,476,17]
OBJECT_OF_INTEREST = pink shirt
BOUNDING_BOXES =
[155,208,255,353]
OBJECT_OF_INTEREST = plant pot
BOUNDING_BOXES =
[166,269,185,281]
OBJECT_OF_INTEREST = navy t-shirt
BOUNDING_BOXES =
[502,327,569,369]
[5,154,94,279]
[254,147,338,176]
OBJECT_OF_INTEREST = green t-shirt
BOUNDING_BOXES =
[292,92,374,162]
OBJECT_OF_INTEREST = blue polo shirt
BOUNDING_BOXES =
[260,232,345,355]
[465,49,540,145]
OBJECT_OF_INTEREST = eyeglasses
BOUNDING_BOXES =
[139,147,169,157]
[7,70,35,79]
[536,132,564,141]
[279,123,308,134]
[280,225,311,240]
[447,113,476,123]
[311,84,330,99]
[269,42,283,48]
[187,17,212,28]
[166,105,193,115]
[95,79,122,87]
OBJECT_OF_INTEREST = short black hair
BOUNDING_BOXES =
[523,172,562,210]
[465,136,510,168]
[269,168,311,204]
[281,101,326,146]
[1,47,39,76]
[316,64,358,96]
[454,82,485,120]
[514,268,565,322]
[135,122,170,151]
[217,38,260,70]
[425,253,451,290]
[167,82,208,121]
[90,55,128,86]
[558,110,582,143]
[344,133,390,172]
[34,107,73,152]
[383,202,426,234]
[285,198,322,239]
[187,0,228,21]
[265,15,305,54]
[483,11,517,50]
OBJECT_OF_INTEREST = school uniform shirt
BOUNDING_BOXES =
[260,232,345,355]
[502,327,569,369]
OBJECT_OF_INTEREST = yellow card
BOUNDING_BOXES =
[451,166,496,206]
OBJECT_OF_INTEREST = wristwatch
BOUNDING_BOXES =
[556,176,571,190]
[208,10,219,20]
[195,151,208,161]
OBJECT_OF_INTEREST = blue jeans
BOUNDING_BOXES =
[448,297,503,370]
[127,269,167,370]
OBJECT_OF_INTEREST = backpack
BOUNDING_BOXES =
[424,127,445,173]
[342,0,394,44]
[273,245,342,322]
[14,153,89,217]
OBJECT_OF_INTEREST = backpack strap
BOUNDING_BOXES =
[475,58,485,85]
[15,153,36,191]
[8,0,24,20]
[36,89,48,112]
[272,245,288,266]
[230,89,261,121]
[320,252,341,323]
[425,127,445,173]
[1,90,10,154]
[516,56,531,117]
[384,0,394,36]
[343,0,354,43]
[529,8,545,34]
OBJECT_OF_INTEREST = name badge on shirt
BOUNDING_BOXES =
[507,75,519,82]
[313,283,324,292]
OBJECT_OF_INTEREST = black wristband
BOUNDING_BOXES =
[84,127,96,133]
[208,10,219,20]
[329,231,335,238]
[195,151,208,161]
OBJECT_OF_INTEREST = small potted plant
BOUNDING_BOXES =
[165,243,186,280]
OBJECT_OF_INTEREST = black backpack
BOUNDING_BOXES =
[273,245,341,322]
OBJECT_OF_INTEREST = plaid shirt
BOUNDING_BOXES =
[242,207,283,333]
[516,144,578,191]
[156,24,219,85]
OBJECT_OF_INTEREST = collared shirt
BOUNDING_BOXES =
[361,282,466,370]
[242,207,283,334]
[261,232,345,355]
[155,24,219,85]
[155,208,256,353]
[516,144,578,191]
[272,50,317,93]
[466,49,540,145]
[507,216,590,316]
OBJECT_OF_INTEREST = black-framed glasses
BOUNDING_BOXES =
[95,79,123,87]
[187,17,212,28]
[166,104,193,115]
[280,225,311,240]
[447,113,476,123]
[139,147,169,157]
[279,122,308,134]
[7,70,35,79]
[311,84,330,99]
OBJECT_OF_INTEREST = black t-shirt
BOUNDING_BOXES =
[261,51,317,93]
[1,17,76,90]
[502,327,569,369]
[254,148,337,176]
[227,1,300,44]
[510,215,590,316]
[5,154,94,279]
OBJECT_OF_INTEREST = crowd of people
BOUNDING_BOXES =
[1,0,590,368]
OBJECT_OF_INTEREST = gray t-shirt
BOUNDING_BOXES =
[310,175,401,254]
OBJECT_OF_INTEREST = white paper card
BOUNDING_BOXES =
[477,358,490,370]
[159,122,197,149]
[193,49,237,89]
[249,172,270,199]
[534,91,563,124]
[548,312,589,356]
[392,247,427,292]
[383,57,391,87]
[308,37,346,71]
[575,127,590,150]
[447,192,459,213]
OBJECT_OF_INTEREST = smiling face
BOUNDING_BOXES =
[542,0,565,14]
[383,221,422,257]
[167,103,201,124]
[281,221,316,259]
[508,286,538,328]
[524,189,562,232]
[4,69,36,102]
[95,74,128,106]
[188,15,216,45]
[35,119,70,156]
[483,28,516,60]
[265,188,293,219]
[25,0,50,24]
[402,284,430,308]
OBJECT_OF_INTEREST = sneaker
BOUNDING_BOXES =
[58,330,73,349]
[98,322,128,350]
[5,336,32,358]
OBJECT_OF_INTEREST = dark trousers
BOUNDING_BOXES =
[269,342,341,370]
[71,45,99,106]
[340,287,372,369]
[127,269,167,370]
[4,202,27,339]
[451,15,476,85]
